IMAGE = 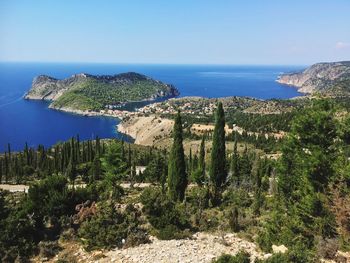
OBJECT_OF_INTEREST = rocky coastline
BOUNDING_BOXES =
[277,61,350,94]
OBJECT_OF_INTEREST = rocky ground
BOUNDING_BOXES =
[117,116,174,146]
[49,232,270,263]
[0,184,29,193]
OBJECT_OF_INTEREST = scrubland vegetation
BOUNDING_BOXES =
[0,99,349,262]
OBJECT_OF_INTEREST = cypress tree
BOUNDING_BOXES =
[198,135,206,185]
[90,154,101,183]
[76,134,80,163]
[131,158,136,187]
[101,141,106,155]
[192,154,199,173]
[192,136,206,186]
[86,141,90,162]
[4,153,8,183]
[230,206,239,232]
[121,140,125,161]
[128,144,132,169]
[95,136,101,156]
[188,148,192,174]
[240,145,251,185]
[66,155,77,191]
[0,159,2,183]
[167,111,187,202]
[210,102,227,197]
[7,144,12,181]
[88,140,93,162]
[161,154,168,193]
[69,138,74,162]
[230,133,240,186]
[24,142,30,166]
[82,141,86,162]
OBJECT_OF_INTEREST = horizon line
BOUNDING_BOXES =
[0,60,310,67]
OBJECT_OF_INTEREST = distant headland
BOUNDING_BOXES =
[277,61,350,96]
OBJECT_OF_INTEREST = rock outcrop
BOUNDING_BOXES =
[277,61,350,94]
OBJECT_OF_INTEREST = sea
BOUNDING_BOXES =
[0,62,304,152]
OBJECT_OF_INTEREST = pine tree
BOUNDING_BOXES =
[167,111,187,202]
[266,100,340,251]
[101,141,127,182]
[210,102,227,197]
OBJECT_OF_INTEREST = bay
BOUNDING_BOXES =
[0,62,304,151]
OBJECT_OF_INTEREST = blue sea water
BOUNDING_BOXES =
[0,62,304,152]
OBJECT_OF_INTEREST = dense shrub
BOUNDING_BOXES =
[0,204,37,262]
[140,187,192,239]
[213,251,250,263]
[78,202,147,250]
[222,188,253,209]
[124,228,150,248]
[38,240,61,259]
[315,237,339,260]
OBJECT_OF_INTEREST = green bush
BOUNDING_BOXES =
[78,202,147,251]
[222,188,253,209]
[256,253,289,263]
[38,240,61,259]
[0,207,37,262]
[255,242,314,263]
[140,187,192,239]
[213,251,250,263]
[124,228,150,248]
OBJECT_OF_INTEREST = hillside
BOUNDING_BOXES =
[277,61,350,94]
[25,72,179,111]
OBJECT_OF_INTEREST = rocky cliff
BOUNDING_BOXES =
[277,61,350,94]
[25,72,179,111]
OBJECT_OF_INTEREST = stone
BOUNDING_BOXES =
[272,244,288,254]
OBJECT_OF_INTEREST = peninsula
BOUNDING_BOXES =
[25,72,179,111]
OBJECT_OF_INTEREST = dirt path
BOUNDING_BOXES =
[0,183,152,193]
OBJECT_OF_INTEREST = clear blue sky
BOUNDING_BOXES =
[0,0,349,65]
